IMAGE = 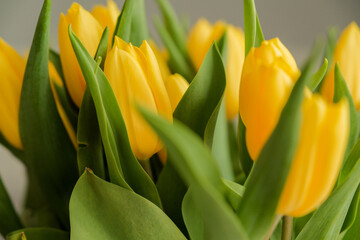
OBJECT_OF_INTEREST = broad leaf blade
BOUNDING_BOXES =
[69,27,162,207]
[182,185,249,240]
[70,171,185,240]
[19,0,77,227]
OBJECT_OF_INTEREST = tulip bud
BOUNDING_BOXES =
[104,37,173,160]
[58,3,104,107]
[0,38,26,149]
[149,40,171,82]
[164,74,189,112]
[321,22,360,110]
[239,38,300,161]
[187,19,245,119]
[91,0,120,48]
[278,93,349,216]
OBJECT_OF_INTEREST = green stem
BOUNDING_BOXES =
[281,216,293,240]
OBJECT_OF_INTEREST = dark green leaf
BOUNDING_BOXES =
[49,49,64,80]
[296,158,360,240]
[6,228,69,240]
[237,117,253,177]
[0,133,24,163]
[340,186,360,238]
[69,26,162,207]
[237,51,316,240]
[94,26,109,68]
[333,64,358,163]
[342,187,360,239]
[182,185,249,240]
[70,170,185,240]
[0,175,23,237]
[19,0,77,228]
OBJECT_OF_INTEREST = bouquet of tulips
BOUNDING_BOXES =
[1,0,360,239]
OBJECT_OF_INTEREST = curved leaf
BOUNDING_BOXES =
[68,26,161,207]
[308,58,328,92]
[70,171,185,240]
[19,0,77,228]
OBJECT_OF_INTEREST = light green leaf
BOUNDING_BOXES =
[237,49,316,240]
[342,187,360,239]
[308,58,328,91]
[19,0,77,228]
[223,179,245,211]
[296,158,360,240]
[70,171,185,240]
[113,0,148,47]
[334,64,359,169]
[244,0,264,55]
[68,26,162,207]
[182,185,249,240]
[0,175,23,237]
[6,228,69,240]
[94,27,109,68]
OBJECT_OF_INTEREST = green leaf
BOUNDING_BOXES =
[113,0,148,47]
[6,228,68,240]
[340,186,360,238]
[244,0,264,55]
[19,0,77,228]
[70,170,185,240]
[0,133,24,163]
[156,43,226,232]
[68,26,162,207]
[342,187,360,239]
[49,49,64,80]
[154,17,195,81]
[0,175,23,237]
[182,185,249,240]
[237,116,253,177]
[333,64,358,163]
[155,0,187,56]
[237,50,316,240]
[324,27,338,67]
[204,99,234,180]
[77,88,105,179]
[223,179,245,211]
[94,27,109,68]
[296,158,360,240]
[308,58,328,92]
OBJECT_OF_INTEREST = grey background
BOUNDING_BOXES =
[0,0,359,229]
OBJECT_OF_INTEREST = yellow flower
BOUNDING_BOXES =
[164,74,189,112]
[278,92,349,216]
[91,0,120,49]
[149,40,171,82]
[187,19,245,119]
[239,38,300,161]
[0,38,26,149]
[58,3,103,107]
[104,37,173,160]
[321,22,360,110]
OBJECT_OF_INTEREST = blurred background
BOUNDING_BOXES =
[0,0,359,227]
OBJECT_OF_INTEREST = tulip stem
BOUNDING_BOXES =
[281,216,293,240]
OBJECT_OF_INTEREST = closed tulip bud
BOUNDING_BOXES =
[239,38,300,161]
[0,38,26,149]
[165,74,189,112]
[91,0,120,48]
[321,22,360,110]
[104,37,173,160]
[59,3,103,107]
[278,92,349,216]
[187,19,245,119]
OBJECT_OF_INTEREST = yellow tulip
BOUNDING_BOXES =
[91,0,120,49]
[104,37,173,160]
[278,93,349,216]
[321,22,360,110]
[59,3,104,107]
[239,38,300,161]
[187,19,245,119]
[149,40,171,82]
[0,38,26,149]
[164,74,189,112]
